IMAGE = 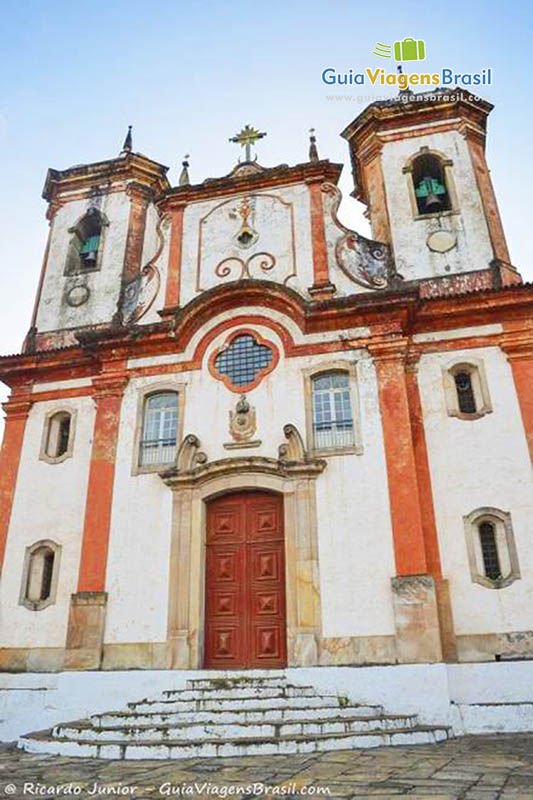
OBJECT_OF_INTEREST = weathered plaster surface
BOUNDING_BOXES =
[0,397,95,648]
[381,130,494,281]
[418,346,533,636]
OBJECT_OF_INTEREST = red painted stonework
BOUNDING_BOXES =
[502,328,533,464]
[123,190,149,285]
[164,205,185,309]
[76,373,128,593]
[0,392,31,575]
[369,343,428,576]
[307,179,332,291]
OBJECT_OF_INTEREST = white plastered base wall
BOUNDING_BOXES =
[2,662,533,742]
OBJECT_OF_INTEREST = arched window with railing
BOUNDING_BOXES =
[311,371,355,451]
[139,391,179,467]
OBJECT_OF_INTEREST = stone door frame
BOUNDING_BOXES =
[160,429,326,669]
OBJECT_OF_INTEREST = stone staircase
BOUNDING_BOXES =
[19,673,451,759]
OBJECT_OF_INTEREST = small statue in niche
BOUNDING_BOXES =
[229,395,257,442]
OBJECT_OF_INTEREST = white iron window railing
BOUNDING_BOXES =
[312,373,355,450]
[139,392,178,467]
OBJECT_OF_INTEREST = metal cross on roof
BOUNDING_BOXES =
[229,125,266,163]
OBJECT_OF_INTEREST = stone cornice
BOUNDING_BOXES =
[158,161,343,210]
[42,152,170,204]
[500,332,533,360]
[160,455,327,489]
[1,282,533,387]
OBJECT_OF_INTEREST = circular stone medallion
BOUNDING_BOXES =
[66,285,90,307]
[426,230,457,254]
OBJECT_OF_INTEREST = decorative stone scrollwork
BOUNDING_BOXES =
[321,183,402,290]
[159,425,325,489]
[175,435,208,473]
[215,252,276,281]
[279,424,307,463]
[121,213,169,324]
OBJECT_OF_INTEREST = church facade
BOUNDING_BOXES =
[0,89,532,676]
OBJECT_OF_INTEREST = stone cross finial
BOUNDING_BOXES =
[229,124,266,163]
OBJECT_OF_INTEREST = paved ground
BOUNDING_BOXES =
[1,734,533,799]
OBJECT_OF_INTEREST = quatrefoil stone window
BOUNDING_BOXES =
[210,330,279,392]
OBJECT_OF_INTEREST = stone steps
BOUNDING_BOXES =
[18,672,452,759]
[127,693,344,713]
[94,702,385,728]
[54,712,419,742]
[20,725,451,760]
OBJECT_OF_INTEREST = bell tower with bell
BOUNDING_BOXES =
[341,89,519,285]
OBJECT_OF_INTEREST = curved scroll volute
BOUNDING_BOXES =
[176,434,207,472]
[279,424,307,463]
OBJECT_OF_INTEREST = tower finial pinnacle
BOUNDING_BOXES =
[179,154,190,186]
[309,128,319,162]
[121,125,133,155]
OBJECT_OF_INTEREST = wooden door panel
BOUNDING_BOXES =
[251,623,284,664]
[250,545,283,582]
[208,503,245,544]
[247,502,283,542]
[205,491,286,669]
[252,589,281,616]
[207,624,243,665]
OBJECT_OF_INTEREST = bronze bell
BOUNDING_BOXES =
[425,191,442,212]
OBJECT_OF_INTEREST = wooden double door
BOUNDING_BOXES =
[204,491,287,669]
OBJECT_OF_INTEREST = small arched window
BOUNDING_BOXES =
[412,153,451,215]
[40,409,76,464]
[311,372,355,450]
[139,392,179,467]
[65,208,106,275]
[454,371,476,415]
[478,521,501,581]
[463,508,520,589]
[19,541,61,610]
[443,359,492,421]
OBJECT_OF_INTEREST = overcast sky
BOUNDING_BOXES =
[0,0,531,433]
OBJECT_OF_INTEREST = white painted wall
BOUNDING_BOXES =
[179,184,315,305]
[3,662,533,741]
[315,356,396,638]
[380,129,494,281]
[105,317,397,644]
[36,192,130,332]
[0,396,95,648]
[418,346,533,635]
[105,377,174,645]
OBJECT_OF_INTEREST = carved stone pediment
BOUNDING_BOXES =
[159,425,326,489]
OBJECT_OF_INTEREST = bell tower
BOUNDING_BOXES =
[341,89,519,285]
[26,129,169,352]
